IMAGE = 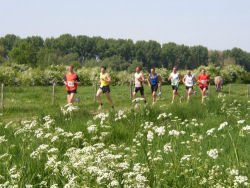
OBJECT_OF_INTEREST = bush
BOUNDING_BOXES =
[0,63,248,86]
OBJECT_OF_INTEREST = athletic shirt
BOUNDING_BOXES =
[184,74,194,87]
[170,72,179,86]
[64,73,80,91]
[198,74,210,87]
[135,72,143,87]
[100,73,109,86]
[150,73,158,85]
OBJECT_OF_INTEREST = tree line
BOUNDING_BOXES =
[0,34,249,72]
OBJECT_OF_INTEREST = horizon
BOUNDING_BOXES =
[1,33,250,53]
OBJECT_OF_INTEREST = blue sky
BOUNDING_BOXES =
[0,0,249,51]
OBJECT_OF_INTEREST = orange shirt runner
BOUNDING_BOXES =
[64,73,80,91]
[198,74,210,87]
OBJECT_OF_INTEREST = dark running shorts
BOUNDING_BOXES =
[151,84,158,93]
[172,85,178,91]
[67,90,77,94]
[135,87,144,95]
[101,86,110,93]
[200,86,208,90]
[186,86,193,90]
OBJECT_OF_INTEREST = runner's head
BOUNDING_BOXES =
[151,67,155,74]
[187,70,191,75]
[202,68,206,75]
[173,66,177,73]
[101,66,106,74]
[69,65,74,73]
[136,66,141,73]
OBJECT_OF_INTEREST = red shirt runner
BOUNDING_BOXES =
[64,73,80,91]
[198,74,210,87]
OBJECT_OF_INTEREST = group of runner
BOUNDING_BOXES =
[64,65,210,108]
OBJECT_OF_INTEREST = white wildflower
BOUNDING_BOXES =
[153,126,165,136]
[147,131,154,142]
[207,149,218,159]
[87,124,97,133]
[206,128,215,136]
[218,122,228,131]
[237,120,245,124]
[0,136,7,143]
[234,176,248,186]
[163,143,172,154]
[180,155,191,163]
[169,130,180,136]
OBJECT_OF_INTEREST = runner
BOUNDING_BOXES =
[147,67,162,106]
[96,66,114,109]
[168,66,183,103]
[182,70,197,102]
[133,66,147,103]
[197,68,210,103]
[64,65,81,104]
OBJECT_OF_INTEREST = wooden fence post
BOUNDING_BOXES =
[94,82,97,102]
[130,80,133,99]
[248,84,249,98]
[1,83,4,111]
[52,83,55,105]
[229,84,231,96]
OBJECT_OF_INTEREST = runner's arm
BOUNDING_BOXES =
[168,74,172,81]
[207,76,210,83]
[74,75,81,85]
[64,76,67,85]
[140,74,145,82]
[182,76,186,84]
[193,77,197,85]
[158,75,162,88]
[105,73,112,83]
[147,75,151,87]
[178,74,182,83]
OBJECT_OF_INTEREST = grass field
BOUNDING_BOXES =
[0,84,249,187]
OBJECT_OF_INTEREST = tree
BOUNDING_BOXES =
[176,45,192,69]
[209,50,222,66]
[25,36,44,52]
[190,45,208,69]
[135,40,161,69]
[161,42,178,69]
[0,34,20,51]
[0,46,6,63]
[9,42,37,66]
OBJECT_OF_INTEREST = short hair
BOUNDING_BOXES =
[136,66,141,70]
[151,67,155,70]
[202,68,206,71]
[173,66,177,69]
[101,66,106,70]
[69,65,74,68]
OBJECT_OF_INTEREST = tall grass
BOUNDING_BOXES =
[0,85,249,187]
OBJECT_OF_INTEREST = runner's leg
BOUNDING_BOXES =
[202,87,207,103]
[187,88,192,102]
[152,91,156,103]
[96,89,103,104]
[69,93,75,104]
[106,92,114,107]
[172,90,176,103]
[67,94,70,104]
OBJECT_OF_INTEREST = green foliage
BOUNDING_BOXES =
[0,34,249,71]
[0,63,248,86]
[127,60,143,73]
[9,42,37,67]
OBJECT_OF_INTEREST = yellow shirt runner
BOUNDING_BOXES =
[100,73,109,86]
